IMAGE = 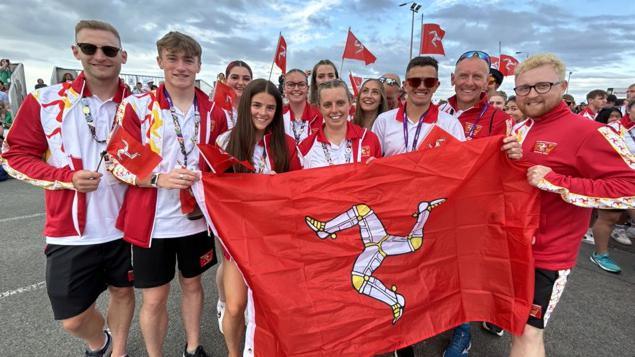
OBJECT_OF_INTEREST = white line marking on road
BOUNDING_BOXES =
[0,281,46,301]
[0,213,45,223]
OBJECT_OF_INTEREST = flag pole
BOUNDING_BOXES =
[498,41,502,70]
[340,27,350,74]
[268,32,281,82]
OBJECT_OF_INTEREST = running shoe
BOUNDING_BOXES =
[611,226,632,246]
[443,323,471,357]
[85,330,112,357]
[216,299,225,334]
[626,226,635,239]
[590,252,621,273]
[582,228,595,245]
[183,344,209,357]
[481,322,504,337]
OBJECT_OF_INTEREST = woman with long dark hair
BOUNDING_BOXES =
[308,59,339,105]
[216,79,301,357]
[352,78,387,129]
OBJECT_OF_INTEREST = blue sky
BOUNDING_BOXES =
[1,0,633,102]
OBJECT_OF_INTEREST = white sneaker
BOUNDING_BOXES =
[216,300,225,335]
[626,226,635,239]
[611,227,632,245]
[582,228,595,245]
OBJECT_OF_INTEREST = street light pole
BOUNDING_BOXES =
[566,71,573,93]
[400,2,422,59]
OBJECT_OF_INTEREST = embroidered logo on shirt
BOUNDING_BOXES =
[200,249,215,267]
[463,122,482,137]
[529,304,542,319]
[533,141,557,155]
[361,145,370,157]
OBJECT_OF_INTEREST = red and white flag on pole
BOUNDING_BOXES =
[420,23,446,55]
[274,34,287,74]
[490,56,500,70]
[213,81,236,112]
[349,72,363,97]
[499,54,519,76]
[342,29,377,65]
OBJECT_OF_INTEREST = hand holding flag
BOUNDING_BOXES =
[106,126,161,181]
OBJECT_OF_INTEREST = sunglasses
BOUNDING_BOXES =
[406,77,438,88]
[76,43,121,57]
[379,77,400,86]
[457,50,491,67]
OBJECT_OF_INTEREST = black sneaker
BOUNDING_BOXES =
[183,344,209,357]
[85,330,112,357]
[481,322,504,337]
[394,345,415,357]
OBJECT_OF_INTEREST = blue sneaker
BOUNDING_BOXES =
[590,252,621,273]
[443,323,471,357]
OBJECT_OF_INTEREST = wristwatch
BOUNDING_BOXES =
[150,173,160,188]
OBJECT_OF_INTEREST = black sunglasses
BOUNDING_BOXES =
[456,50,491,67]
[76,43,121,57]
[406,76,438,88]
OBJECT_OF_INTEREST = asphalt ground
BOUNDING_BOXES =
[1,177,633,357]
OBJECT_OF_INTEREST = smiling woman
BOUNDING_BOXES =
[353,78,387,129]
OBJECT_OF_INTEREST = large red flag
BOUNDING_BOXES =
[420,23,446,55]
[199,136,539,356]
[213,81,236,111]
[499,54,520,76]
[274,34,287,74]
[349,72,362,97]
[106,126,162,181]
[342,29,377,65]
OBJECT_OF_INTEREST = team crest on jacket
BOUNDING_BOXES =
[463,122,482,137]
[361,145,370,157]
[532,141,557,155]
[304,199,446,324]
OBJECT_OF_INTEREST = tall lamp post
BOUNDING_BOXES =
[400,2,422,59]
[566,71,573,94]
[515,51,529,60]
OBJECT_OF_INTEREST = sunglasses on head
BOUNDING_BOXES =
[456,50,491,67]
[406,77,438,88]
[76,43,121,57]
[379,77,400,86]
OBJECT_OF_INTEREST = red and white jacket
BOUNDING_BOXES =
[439,93,511,140]
[299,121,382,168]
[1,73,126,239]
[513,102,635,270]
[283,102,323,145]
[579,107,597,121]
[109,84,219,248]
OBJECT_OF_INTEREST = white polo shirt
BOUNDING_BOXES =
[372,104,465,157]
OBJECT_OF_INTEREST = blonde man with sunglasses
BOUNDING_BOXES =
[1,20,133,357]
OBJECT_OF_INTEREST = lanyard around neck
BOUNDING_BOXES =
[403,105,430,152]
[164,89,200,168]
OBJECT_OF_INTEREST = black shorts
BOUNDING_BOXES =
[527,268,570,329]
[132,231,217,288]
[45,239,133,320]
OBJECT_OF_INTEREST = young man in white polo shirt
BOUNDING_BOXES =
[109,31,218,357]
[372,56,466,156]
[2,20,134,357]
